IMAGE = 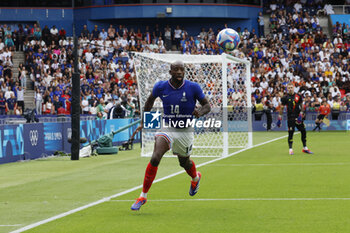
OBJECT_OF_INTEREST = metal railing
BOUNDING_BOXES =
[332,5,350,14]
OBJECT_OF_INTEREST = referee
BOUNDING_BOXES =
[277,83,313,155]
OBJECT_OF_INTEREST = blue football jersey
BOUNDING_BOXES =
[152,79,205,124]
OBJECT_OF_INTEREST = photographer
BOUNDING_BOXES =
[264,96,275,131]
[125,94,135,118]
[107,97,126,119]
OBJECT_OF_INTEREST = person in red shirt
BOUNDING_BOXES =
[59,27,66,40]
[61,89,70,102]
[313,100,330,131]
[61,89,71,114]
[57,102,66,115]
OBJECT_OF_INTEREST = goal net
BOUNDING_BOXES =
[134,53,252,157]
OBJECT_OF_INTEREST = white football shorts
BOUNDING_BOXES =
[155,127,194,157]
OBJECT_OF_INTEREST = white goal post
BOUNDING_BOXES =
[134,52,252,157]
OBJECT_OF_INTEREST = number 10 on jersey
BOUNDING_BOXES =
[170,105,179,114]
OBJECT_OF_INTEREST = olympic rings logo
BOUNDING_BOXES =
[29,130,38,146]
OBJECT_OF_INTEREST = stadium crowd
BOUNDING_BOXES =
[0,0,349,120]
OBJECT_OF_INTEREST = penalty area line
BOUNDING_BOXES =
[10,134,289,233]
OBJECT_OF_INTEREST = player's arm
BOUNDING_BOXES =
[192,83,211,118]
[277,96,286,127]
[296,96,304,124]
[130,123,143,141]
[193,97,211,118]
[144,93,156,113]
[299,96,305,116]
[137,81,162,130]
[137,93,156,130]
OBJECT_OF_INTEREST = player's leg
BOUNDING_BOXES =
[297,122,313,154]
[131,136,170,211]
[318,115,324,131]
[313,117,319,131]
[144,136,169,193]
[287,118,295,155]
[173,130,201,196]
[178,156,196,178]
[177,156,201,196]
[313,115,323,131]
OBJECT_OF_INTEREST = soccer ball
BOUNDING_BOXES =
[216,28,240,52]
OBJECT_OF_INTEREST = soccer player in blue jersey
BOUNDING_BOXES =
[131,61,211,211]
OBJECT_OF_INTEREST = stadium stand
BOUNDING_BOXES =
[0,0,349,121]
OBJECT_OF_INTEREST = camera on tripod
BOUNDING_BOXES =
[119,138,134,151]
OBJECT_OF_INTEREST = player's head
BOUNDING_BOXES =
[170,61,185,83]
[287,83,294,95]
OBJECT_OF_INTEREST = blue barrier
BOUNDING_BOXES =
[330,14,350,26]
[0,114,348,165]
[0,118,141,165]
[252,119,349,131]
[253,112,350,131]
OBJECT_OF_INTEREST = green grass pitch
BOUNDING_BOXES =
[1,131,350,233]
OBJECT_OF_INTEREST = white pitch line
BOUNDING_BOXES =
[110,197,350,202]
[10,134,289,233]
[209,162,350,167]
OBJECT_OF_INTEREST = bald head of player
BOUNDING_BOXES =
[170,60,185,86]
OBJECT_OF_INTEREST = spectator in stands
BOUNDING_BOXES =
[108,24,115,39]
[81,95,89,114]
[90,100,98,115]
[294,1,303,13]
[0,92,6,115]
[57,102,66,115]
[163,25,172,50]
[3,57,13,78]
[0,38,4,51]
[52,95,60,114]
[16,3,349,120]
[91,25,100,40]
[17,24,25,51]
[324,4,335,15]
[59,27,66,40]
[99,28,108,41]
[16,85,25,114]
[96,111,105,120]
[6,93,17,115]
[258,12,265,38]
[34,26,41,40]
[19,64,27,88]
[5,86,14,100]
[50,25,59,43]
[174,25,182,50]
[35,88,43,115]
[81,25,89,38]
[97,98,107,118]
[332,96,341,120]
[44,97,53,114]
[41,25,50,45]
